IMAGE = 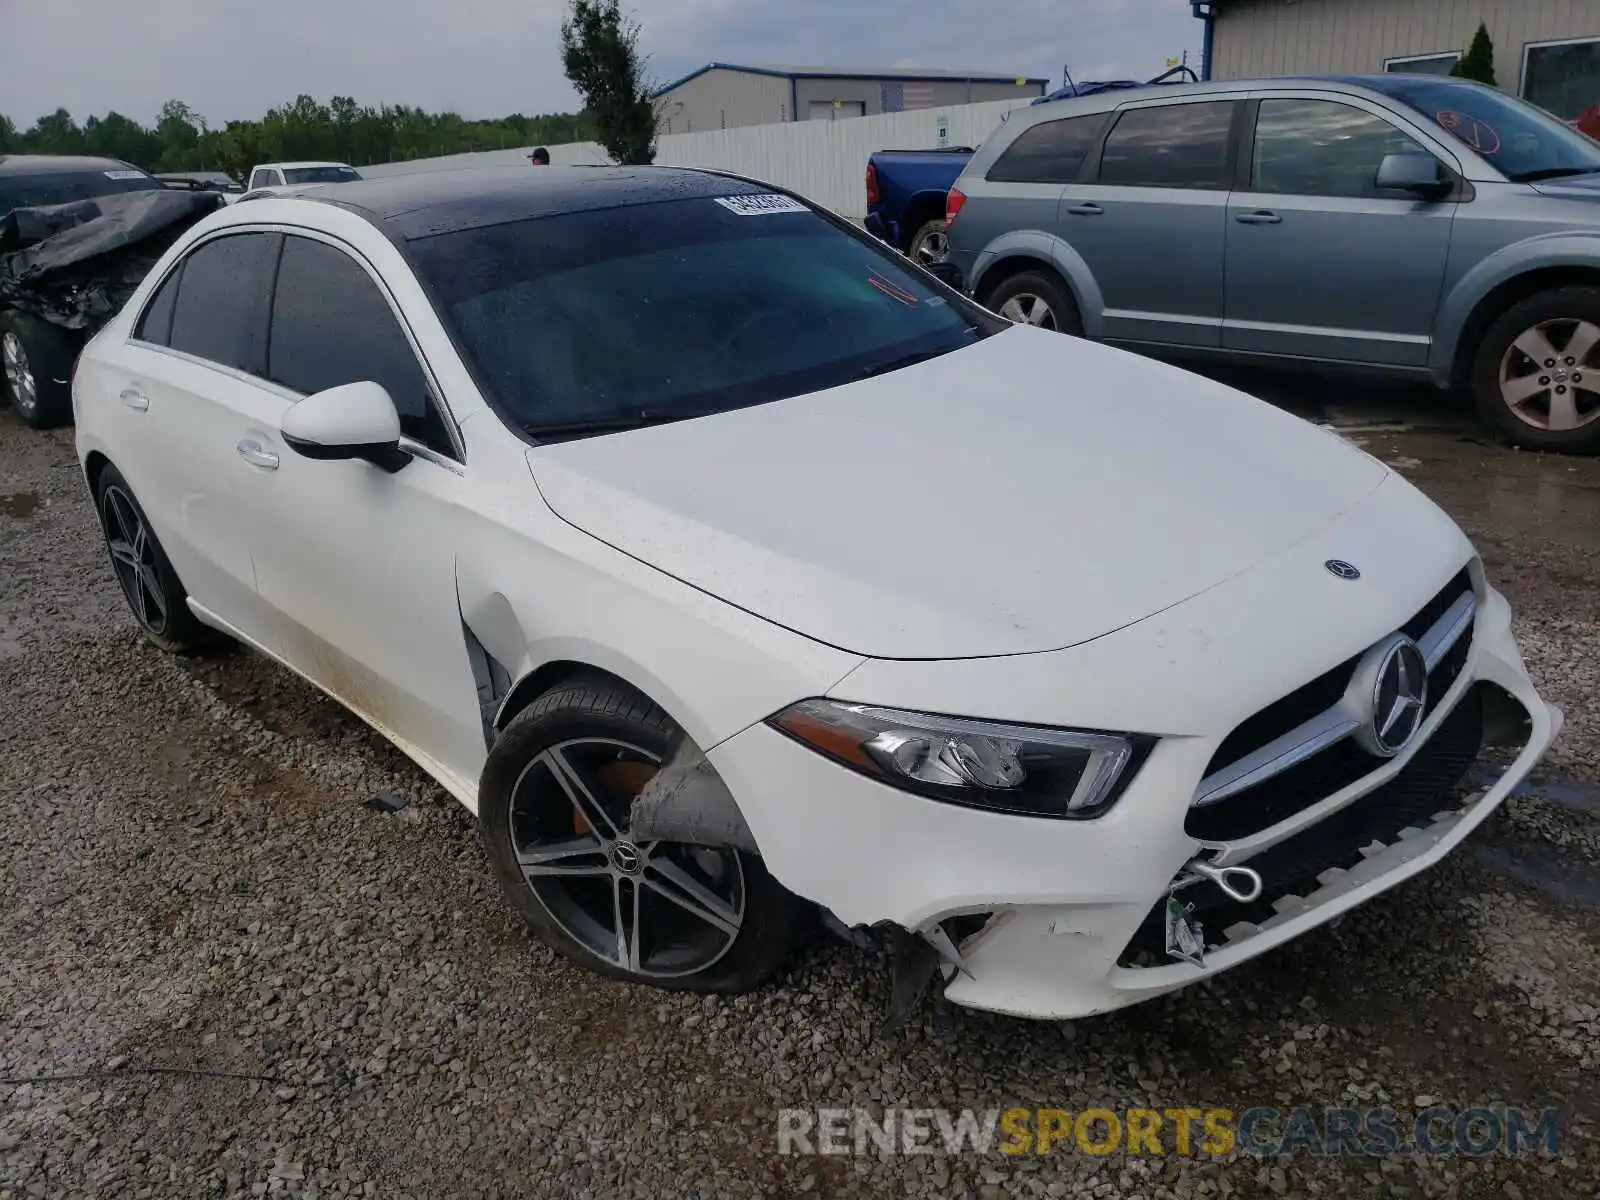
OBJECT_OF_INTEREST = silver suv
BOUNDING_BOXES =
[944,75,1600,453]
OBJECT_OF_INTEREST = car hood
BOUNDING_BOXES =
[527,327,1389,659]
[1531,171,1600,200]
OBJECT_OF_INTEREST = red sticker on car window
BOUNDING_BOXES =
[1436,110,1501,155]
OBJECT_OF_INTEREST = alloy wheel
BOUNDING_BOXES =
[998,293,1058,330]
[508,738,746,978]
[2,331,36,417]
[100,485,169,636]
[912,226,949,266]
[1498,317,1600,433]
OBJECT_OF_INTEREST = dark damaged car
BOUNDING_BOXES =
[1,155,225,429]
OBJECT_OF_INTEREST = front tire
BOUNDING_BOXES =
[0,312,77,429]
[1473,287,1600,454]
[92,464,220,653]
[981,269,1083,336]
[479,680,801,994]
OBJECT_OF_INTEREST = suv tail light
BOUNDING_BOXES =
[865,163,880,206]
[945,187,967,225]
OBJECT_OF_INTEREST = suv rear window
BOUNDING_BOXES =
[282,166,362,185]
[988,114,1109,184]
[0,169,162,217]
[407,195,990,439]
[1097,101,1237,188]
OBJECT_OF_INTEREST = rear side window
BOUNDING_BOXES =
[268,235,453,456]
[167,233,281,373]
[134,266,183,344]
[987,114,1108,184]
[1097,101,1237,188]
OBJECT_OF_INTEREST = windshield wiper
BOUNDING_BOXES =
[522,411,689,441]
[1509,166,1600,183]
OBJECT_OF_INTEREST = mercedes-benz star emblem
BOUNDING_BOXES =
[611,841,644,876]
[1325,559,1361,580]
[1369,638,1428,756]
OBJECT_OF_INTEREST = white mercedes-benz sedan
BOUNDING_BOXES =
[72,167,1561,1020]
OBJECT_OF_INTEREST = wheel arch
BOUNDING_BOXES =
[83,449,113,496]
[1434,240,1600,392]
[899,189,950,252]
[968,231,1100,333]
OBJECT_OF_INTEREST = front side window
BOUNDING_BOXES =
[987,113,1109,184]
[1358,75,1600,181]
[1252,99,1432,198]
[1522,39,1600,125]
[268,235,453,457]
[1097,101,1237,188]
[405,194,992,440]
[166,232,281,373]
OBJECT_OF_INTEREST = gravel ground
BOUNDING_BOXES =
[2,391,1598,1200]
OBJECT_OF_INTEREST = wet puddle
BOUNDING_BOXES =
[0,491,41,518]
[1467,766,1600,814]
[1473,843,1600,910]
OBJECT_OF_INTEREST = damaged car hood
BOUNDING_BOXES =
[528,327,1389,659]
[0,189,222,330]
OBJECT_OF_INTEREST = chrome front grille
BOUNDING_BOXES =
[1186,568,1476,842]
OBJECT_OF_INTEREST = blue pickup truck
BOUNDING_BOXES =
[864,68,1200,265]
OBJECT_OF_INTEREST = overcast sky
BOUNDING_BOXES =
[0,0,1202,129]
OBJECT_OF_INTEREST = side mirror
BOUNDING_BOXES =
[927,260,966,291]
[1375,152,1449,198]
[280,381,410,473]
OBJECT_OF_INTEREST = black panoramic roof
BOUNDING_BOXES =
[299,165,772,239]
[0,154,143,177]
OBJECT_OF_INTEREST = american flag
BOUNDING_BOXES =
[881,81,937,112]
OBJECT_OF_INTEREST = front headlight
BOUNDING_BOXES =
[768,699,1152,819]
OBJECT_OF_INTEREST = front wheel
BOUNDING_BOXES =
[981,270,1082,336]
[1472,287,1600,454]
[479,680,802,994]
[0,312,77,429]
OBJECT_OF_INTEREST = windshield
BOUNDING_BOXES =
[407,194,991,439]
[0,169,163,218]
[1360,76,1600,181]
[282,165,362,184]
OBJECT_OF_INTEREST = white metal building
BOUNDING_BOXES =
[653,63,1048,134]
[1196,0,1600,125]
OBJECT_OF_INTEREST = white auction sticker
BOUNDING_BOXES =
[103,170,150,180]
[714,193,808,216]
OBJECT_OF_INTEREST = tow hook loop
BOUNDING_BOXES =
[1187,859,1264,903]
[1164,895,1206,966]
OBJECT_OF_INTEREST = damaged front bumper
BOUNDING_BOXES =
[705,585,1559,1021]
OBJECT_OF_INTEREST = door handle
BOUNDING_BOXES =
[1066,202,1104,216]
[236,437,279,471]
[119,387,149,411]
[1235,210,1282,225]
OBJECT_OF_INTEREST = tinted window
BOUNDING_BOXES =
[1097,101,1236,188]
[987,114,1107,183]
[134,266,183,344]
[0,169,162,218]
[269,236,452,456]
[1356,75,1600,181]
[168,233,280,372]
[282,166,362,184]
[1252,99,1431,198]
[405,195,991,440]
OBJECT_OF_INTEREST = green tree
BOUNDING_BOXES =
[23,108,87,155]
[153,99,204,171]
[561,0,656,165]
[0,114,20,153]
[83,111,161,166]
[1451,22,1497,87]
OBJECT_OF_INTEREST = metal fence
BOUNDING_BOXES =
[357,99,1032,220]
